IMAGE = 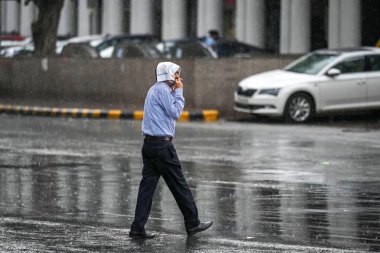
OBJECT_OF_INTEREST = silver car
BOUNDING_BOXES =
[234,47,380,123]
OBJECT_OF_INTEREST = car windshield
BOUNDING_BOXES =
[285,52,338,75]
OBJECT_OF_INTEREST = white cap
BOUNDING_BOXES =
[156,62,181,82]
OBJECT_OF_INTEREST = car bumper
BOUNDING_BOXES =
[234,93,284,116]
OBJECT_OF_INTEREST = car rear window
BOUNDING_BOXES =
[332,56,365,73]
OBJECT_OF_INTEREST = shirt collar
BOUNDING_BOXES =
[158,81,174,92]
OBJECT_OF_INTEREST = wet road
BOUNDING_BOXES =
[0,115,379,252]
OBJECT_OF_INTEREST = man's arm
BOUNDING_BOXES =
[160,88,185,120]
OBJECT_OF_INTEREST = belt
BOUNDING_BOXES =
[144,135,172,142]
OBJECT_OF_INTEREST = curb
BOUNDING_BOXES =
[0,104,219,122]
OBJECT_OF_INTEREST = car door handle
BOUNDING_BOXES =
[357,80,366,85]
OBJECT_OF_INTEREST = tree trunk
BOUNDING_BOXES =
[29,0,64,57]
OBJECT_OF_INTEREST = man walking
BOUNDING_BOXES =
[129,62,213,239]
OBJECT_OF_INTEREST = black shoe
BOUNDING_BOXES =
[129,230,156,239]
[186,221,213,236]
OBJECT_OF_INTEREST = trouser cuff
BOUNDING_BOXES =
[185,219,201,230]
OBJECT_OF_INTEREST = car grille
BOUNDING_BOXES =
[237,87,256,97]
[235,102,266,110]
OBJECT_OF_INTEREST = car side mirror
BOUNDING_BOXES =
[326,68,341,78]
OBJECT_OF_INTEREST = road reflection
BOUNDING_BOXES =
[1,152,379,251]
[0,117,379,252]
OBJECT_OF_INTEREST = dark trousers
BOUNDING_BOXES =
[130,140,200,232]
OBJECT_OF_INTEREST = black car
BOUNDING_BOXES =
[61,43,99,58]
[213,39,266,58]
[112,41,161,58]
[60,34,160,58]
[154,39,217,59]
[96,34,160,58]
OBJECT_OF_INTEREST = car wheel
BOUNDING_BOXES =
[284,93,314,123]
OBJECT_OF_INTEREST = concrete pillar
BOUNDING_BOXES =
[280,0,290,53]
[130,0,153,35]
[236,0,265,47]
[162,0,187,40]
[197,0,223,37]
[289,0,310,53]
[0,2,3,33]
[328,0,340,49]
[58,0,75,37]
[246,0,265,48]
[280,0,310,54]
[78,0,90,36]
[102,0,124,34]
[2,1,20,34]
[20,2,36,36]
[236,0,245,42]
[341,0,361,47]
[328,0,361,49]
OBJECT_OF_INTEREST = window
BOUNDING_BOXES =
[368,55,380,71]
[333,56,365,74]
[123,46,144,58]
[285,53,338,75]
[181,44,208,58]
[160,42,209,59]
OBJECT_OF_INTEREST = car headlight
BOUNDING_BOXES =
[258,88,281,96]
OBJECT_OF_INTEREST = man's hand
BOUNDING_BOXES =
[174,77,184,90]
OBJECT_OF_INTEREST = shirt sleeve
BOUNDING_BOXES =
[159,87,185,120]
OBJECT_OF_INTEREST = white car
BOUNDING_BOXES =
[56,34,108,54]
[234,47,380,123]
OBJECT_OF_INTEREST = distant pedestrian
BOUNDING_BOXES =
[204,29,221,48]
[129,62,213,239]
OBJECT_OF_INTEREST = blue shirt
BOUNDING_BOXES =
[142,81,185,137]
[204,36,216,47]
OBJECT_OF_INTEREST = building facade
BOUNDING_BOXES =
[1,0,379,54]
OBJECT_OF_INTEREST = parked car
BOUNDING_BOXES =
[0,34,30,48]
[56,34,108,54]
[213,39,266,58]
[155,39,217,59]
[61,43,98,58]
[112,41,161,58]
[59,34,159,58]
[96,34,160,58]
[234,47,380,123]
[0,44,34,58]
[0,35,33,57]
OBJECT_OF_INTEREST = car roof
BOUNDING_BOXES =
[67,35,107,43]
[160,39,202,43]
[115,40,155,46]
[314,47,380,55]
[105,34,159,40]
